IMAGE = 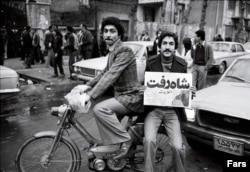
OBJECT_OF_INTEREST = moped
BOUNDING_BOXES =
[15,103,171,172]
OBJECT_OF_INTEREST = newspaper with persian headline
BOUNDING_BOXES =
[144,72,192,108]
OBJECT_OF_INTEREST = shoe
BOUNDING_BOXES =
[113,140,131,160]
[25,66,31,69]
[60,74,65,78]
[51,75,58,78]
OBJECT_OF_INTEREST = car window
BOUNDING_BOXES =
[221,59,250,83]
[230,45,236,52]
[236,44,244,52]
[211,43,229,52]
[124,44,143,58]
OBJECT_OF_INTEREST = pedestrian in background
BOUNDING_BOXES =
[78,24,93,60]
[32,28,44,64]
[191,30,214,90]
[142,32,150,41]
[52,29,65,78]
[181,37,193,73]
[152,30,161,55]
[44,25,56,68]
[0,32,5,65]
[22,26,33,69]
[1,26,8,60]
[64,26,78,80]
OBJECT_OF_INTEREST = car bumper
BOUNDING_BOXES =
[71,73,94,81]
[183,123,250,156]
[208,64,220,70]
[0,88,20,99]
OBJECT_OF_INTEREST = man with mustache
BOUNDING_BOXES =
[74,17,143,159]
[144,31,187,172]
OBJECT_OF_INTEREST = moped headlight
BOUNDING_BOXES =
[185,108,196,122]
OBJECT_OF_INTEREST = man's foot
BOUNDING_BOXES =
[113,140,131,160]
[59,74,65,78]
[25,66,31,69]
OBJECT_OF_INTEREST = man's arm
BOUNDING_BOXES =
[88,47,134,100]
[206,44,214,67]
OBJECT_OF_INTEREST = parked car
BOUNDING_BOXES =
[72,41,153,83]
[208,41,248,74]
[0,65,20,100]
[243,42,250,52]
[183,55,250,156]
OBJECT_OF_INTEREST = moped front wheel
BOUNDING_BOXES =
[16,136,77,172]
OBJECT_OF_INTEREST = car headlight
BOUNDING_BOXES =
[74,66,80,73]
[185,108,196,122]
[95,70,102,76]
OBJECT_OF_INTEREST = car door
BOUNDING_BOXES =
[228,44,238,67]
[136,46,147,83]
[236,44,247,56]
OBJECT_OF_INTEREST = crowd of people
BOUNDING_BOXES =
[0,24,99,79]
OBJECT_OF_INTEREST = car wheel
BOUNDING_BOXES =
[218,62,226,74]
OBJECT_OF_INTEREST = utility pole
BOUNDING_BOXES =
[199,0,207,30]
[235,0,247,43]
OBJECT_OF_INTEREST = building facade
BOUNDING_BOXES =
[1,0,249,47]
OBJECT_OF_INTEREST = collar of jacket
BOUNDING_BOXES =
[108,39,122,52]
[148,54,187,72]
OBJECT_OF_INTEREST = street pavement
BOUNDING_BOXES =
[3,55,73,85]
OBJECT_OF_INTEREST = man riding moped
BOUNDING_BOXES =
[74,16,144,160]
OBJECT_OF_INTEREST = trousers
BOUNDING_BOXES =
[192,64,207,90]
[144,108,185,172]
[93,98,131,145]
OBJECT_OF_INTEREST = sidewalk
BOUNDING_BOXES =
[3,56,75,85]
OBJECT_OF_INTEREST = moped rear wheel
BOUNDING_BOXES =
[129,133,172,171]
[16,136,76,172]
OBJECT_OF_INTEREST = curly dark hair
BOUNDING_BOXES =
[195,30,205,41]
[101,17,125,40]
[158,31,178,49]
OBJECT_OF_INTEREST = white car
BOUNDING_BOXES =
[0,65,20,100]
[183,55,250,156]
[208,41,249,74]
[243,42,250,53]
[73,41,153,83]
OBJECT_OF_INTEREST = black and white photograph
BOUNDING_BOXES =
[1,0,250,172]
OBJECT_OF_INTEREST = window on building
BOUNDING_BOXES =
[228,0,236,11]
[143,6,155,22]
[246,3,250,15]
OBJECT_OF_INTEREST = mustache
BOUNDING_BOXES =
[163,49,172,53]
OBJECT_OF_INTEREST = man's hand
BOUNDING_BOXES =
[84,93,91,105]
[190,86,196,99]
[72,85,91,94]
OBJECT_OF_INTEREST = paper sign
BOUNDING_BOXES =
[144,72,192,108]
